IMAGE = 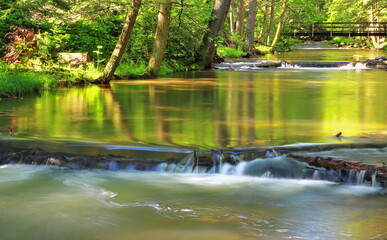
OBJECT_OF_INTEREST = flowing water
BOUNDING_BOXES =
[0,46,386,239]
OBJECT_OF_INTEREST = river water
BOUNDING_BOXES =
[0,47,386,239]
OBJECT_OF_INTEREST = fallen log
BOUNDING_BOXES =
[288,153,387,185]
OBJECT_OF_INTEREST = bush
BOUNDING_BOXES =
[256,45,272,54]
[115,59,147,79]
[217,47,247,58]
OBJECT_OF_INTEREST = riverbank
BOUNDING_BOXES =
[0,59,197,98]
[0,64,59,98]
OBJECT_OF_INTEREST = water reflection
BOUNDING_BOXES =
[108,69,387,147]
[0,67,386,148]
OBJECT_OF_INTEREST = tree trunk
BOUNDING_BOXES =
[257,5,269,43]
[245,0,257,54]
[369,3,380,48]
[236,0,245,36]
[147,0,173,77]
[229,0,236,34]
[100,0,142,83]
[266,0,276,45]
[269,0,289,51]
[198,0,232,69]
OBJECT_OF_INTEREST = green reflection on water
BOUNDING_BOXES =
[0,66,386,148]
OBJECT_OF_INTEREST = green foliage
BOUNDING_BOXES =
[159,59,199,76]
[36,26,71,56]
[217,47,247,58]
[326,0,387,22]
[53,63,103,83]
[328,36,373,48]
[256,45,272,54]
[115,59,147,78]
[274,37,303,51]
[66,20,117,59]
[287,0,326,32]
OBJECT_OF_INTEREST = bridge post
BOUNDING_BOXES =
[312,24,315,38]
[367,23,370,38]
[330,23,333,37]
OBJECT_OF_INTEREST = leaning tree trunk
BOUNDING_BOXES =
[246,0,257,54]
[269,0,289,51]
[100,0,142,83]
[198,0,232,69]
[147,0,173,77]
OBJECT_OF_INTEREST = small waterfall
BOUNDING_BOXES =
[371,173,381,188]
[3,141,383,187]
[280,61,300,68]
[312,170,321,180]
[220,163,233,175]
[347,169,357,184]
[234,161,248,175]
[339,62,368,69]
[151,152,384,188]
[356,170,366,185]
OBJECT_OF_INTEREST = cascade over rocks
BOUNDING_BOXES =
[1,144,386,187]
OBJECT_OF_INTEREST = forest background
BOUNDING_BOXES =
[0,0,386,95]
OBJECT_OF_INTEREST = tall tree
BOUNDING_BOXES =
[198,0,232,69]
[236,0,245,36]
[147,0,173,77]
[256,4,269,43]
[246,0,257,54]
[100,0,142,83]
[266,0,276,45]
[229,0,236,34]
[270,0,289,51]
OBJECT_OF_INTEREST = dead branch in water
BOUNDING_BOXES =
[288,154,387,184]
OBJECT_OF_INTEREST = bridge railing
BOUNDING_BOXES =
[289,22,387,38]
[311,22,387,37]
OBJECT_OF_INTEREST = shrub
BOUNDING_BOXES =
[217,47,247,58]
[115,59,147,79]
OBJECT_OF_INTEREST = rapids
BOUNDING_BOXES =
[0,164,386,240]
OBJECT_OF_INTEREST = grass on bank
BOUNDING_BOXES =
[0,63,59,98]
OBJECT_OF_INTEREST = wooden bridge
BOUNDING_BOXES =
[291,22,387,39]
